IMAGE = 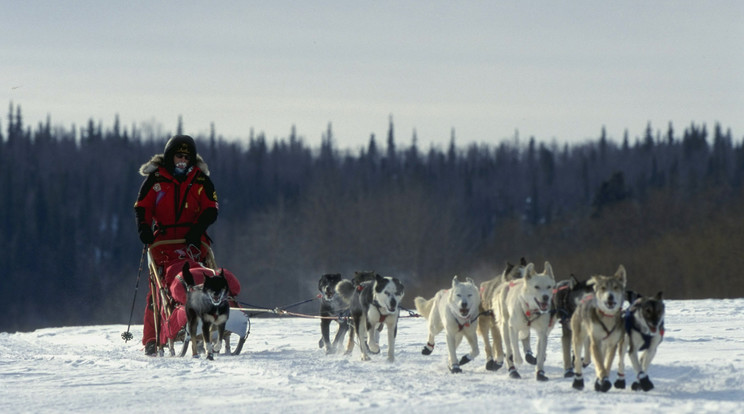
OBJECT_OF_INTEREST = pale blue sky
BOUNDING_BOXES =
[3,1,743,150]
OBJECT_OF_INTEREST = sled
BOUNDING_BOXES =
[147,239,250,356]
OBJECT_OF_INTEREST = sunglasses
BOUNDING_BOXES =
[175,153,190,160]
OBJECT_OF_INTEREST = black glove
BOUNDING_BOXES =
[184,226,202,247]
[138,223,155,245]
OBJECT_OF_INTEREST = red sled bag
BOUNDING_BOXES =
[158,261,241,344]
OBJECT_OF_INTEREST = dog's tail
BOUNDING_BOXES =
[335,279,355,305]
[181,261,195,286]
[414,296,435,318]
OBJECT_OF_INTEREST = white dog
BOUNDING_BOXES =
[570,265,627,392]
[415,275,481,373]
[496,261,556,381]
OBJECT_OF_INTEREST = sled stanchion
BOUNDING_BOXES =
[121,245,147,342]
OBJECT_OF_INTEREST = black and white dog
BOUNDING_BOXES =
[553,274,594,377]
[615,291,665,392]
[181,262,230,360]
[317,273,353,354]
[337,273,405,362]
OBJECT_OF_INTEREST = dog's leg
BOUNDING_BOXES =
[367,320,381,354]
[458,329,480,369]
[535,326,549,381]
[561,323,574,377]
[571,323,585,390]
[344,320,355,355]
[523,336,537,365]
[477,314,494,367]
[590,338,611,392]
[320,317,332,352]
[356,316,370,361]
[615,336,627,389]
[490,320,505,369]
[202,321,214,360]
[331,320,349,354]
[386,319,397,363]
[188,320,200,358]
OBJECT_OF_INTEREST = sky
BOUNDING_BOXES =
[3,1,743,150]
[1,299,742,413]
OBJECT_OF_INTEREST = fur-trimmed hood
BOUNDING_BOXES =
[139,154,210,176]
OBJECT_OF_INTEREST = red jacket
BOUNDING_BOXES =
[135,155,218,243]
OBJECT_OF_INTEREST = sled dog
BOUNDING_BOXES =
[477,258,528,371]
[615,291,665,392]
[182,262,230,360]
[317,273,354,354]
[570,265,627,392]
[337,274,405,362]
[415,275,481,373]
[553,274,594,377]
[496,261,556,381]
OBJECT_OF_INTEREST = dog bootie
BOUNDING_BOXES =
[508,366,521,379]
[614,373,626,389]
[486,359,503,372]
[594,377,612,393]
[572,376,584,390]
[536,370,548,382]
[449,364,462,374]
[564,368,574,378]
[421,342,434,355]
[458,355,472,366]
[525,351,537,365]
[634,372,654,392]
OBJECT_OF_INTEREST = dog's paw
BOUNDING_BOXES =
[508,367,521,379]
[360,354,371,361]
[563,368,574,378]
[614,378,626,389]
[639,375,654,392]
[421,342,434,355]
[525,351,537,365]
[367,342,380,354]
[631,381,641,391]
[318,338,324,348]
[206,353,214,361]
[458,355,472,366]
[387,356,395,363]
[594,377,612,393]
[536,370,548,382]
[581,358,590,368]
[485,359,503,372]
[449,364,462,374]
[572,376,584,390]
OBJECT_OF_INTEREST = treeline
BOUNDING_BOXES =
[1,104,743,332]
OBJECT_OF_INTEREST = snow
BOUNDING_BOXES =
[1,299,743,413]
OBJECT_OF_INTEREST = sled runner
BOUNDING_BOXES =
[147,239,250,356]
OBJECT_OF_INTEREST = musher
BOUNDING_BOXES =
[134,134,219,356]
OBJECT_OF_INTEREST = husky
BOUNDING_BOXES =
[337,274,405,362]
[496,261,556,381]
[570,265,627,392]
[615,291,665,392]
[415,275,481,373]
[477,258,528,371]
[553,274,594,377]
[181,262,230,360]
[317,273,353,354]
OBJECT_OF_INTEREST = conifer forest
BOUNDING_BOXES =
[2,103,743,332]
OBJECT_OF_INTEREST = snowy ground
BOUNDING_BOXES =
[1,299,743,413]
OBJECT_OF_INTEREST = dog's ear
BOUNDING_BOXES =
[520,257,527,266]
[569,274,579,289]
[218,268,226,278]
[615,265,627,287]
[587,276,597,288]
[504,262,514,275]
[375,273,385,286]
[543,261,554,280]
[524,263,536,280]
[181,262,195,286]
[452,275,460,287]
[655,291,663,301]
